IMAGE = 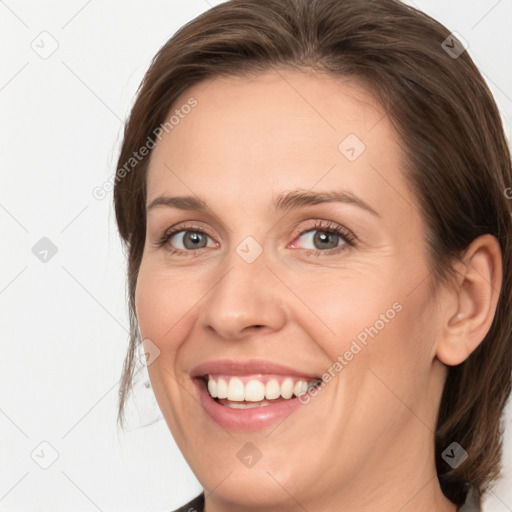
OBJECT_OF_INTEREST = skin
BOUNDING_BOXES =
[135,68,502,512]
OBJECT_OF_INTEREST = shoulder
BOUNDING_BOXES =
[170,493,205,512]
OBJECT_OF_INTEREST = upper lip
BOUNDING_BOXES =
[190,359,320,379]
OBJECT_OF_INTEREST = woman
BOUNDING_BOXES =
[113,0,512,510]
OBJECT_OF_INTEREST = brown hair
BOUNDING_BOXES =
[113,0,512,506]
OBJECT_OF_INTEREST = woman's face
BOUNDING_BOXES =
[136,70,450,509]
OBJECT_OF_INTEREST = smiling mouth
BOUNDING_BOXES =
[200,374,322,408]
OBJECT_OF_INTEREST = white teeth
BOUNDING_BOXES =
[294,380,305,397]
[225,401,272,409]
[227,377,245,401]
[265,379,281,399]
[207,378,217,398]
[244,380,265,401]
[206,376,313,402]
[281,377,294,399]
[217,378,228,399]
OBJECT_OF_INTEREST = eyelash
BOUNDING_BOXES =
[156,220,356,257]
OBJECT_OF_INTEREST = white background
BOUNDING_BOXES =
[1,1,511,510]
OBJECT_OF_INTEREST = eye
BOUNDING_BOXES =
[157,226,217,254]
[156,220,356,257]
[291,220,356,255]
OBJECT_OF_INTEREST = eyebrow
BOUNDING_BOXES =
[146,189,380,217]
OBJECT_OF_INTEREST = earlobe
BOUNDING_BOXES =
[435,234,502,366]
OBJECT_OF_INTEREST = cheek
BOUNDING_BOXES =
[134,262,199,432]
[135,260,199,343]
[293,271,405,359]
[302,265,435,383]
[352,281,437,408]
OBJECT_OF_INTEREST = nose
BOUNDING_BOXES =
[199,251,287,341]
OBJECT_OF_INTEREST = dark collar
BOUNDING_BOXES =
[171,486,481,512]
[171,492,204,512]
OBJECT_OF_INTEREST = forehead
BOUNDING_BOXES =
[146,69,415,222]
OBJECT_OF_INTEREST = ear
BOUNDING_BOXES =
[435,234,503,366]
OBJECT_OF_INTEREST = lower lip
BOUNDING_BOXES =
[193,378,306,431]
